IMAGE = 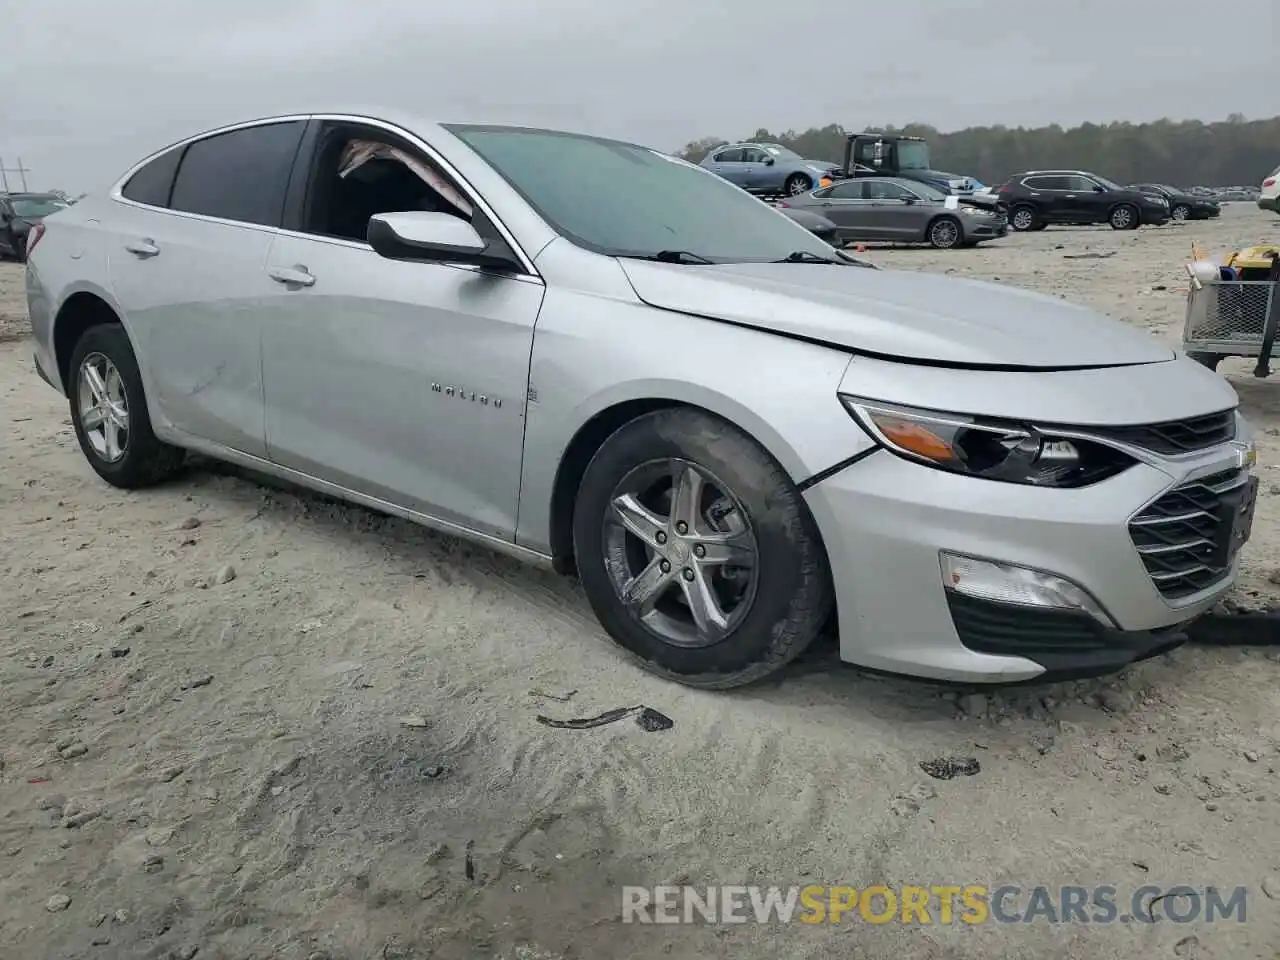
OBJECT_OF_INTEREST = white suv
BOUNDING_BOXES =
[1260,164,1279,214]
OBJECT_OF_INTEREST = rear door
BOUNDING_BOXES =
[706,147,748,186]
[106,118,306,458]
[813,181,875,237]
[1022,175,1069,221]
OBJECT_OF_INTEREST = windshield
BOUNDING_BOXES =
[447,126,837,263]
[762,144,801,160]
[11,197,67,218]
[1094,175,1124,191]
[895,141,931,171]
[908,181,949,201]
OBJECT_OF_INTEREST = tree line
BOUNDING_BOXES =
[676,114,1279,188]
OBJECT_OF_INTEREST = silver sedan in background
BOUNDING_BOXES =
[25,110,1254,691]
[781,176,1008,248]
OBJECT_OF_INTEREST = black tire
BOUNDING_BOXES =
[1109,203,1139,230]
[784,173,812,196]
[68,323,186,488]
[1009,204,1038,231]
[572,408,833,689]
[1030,222,1048,231]
[927,215,963,249]
[1171,204,1191,221]
[1188,352,1223,371]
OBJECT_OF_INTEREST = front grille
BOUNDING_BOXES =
[1128,468,1249,599]
[1085,409,1235,456]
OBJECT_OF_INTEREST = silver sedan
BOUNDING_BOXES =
[25,110,1255,689]
[781,176,1008,248]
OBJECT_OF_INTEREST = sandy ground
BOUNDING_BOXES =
[2,205,1280,960]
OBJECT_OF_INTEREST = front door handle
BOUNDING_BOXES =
[125,239,159,258]
[268,265,315,287]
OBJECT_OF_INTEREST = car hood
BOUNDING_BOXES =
[617,260,1175,369]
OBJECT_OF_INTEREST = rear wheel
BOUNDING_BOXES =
[1009,205,1038,231]
[572,408,832,689]
[68,324,186,488]
[1109,203,1138,230]
[784,173,813,196]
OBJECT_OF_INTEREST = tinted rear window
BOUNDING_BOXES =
[168,121,305,226]
[121,148,183,207]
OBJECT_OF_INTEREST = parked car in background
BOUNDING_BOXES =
[1127,183,1220,221]
[0,192,70,260]
[995,171,1170,231]
[777,206,842,246]
[780,176,1007,249]
[25,110,1254,690]
[700,141,839,196]
[1259,165,1279,214]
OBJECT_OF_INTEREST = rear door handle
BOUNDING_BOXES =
[268,265,315,287]
[125,239,159,258]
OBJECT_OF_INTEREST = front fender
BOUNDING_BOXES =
[514,270,873,554]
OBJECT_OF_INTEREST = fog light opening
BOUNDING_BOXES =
[939,552,1115,627]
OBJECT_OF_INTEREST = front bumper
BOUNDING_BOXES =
[1258,196,1279,213]
[804,440,1249,683]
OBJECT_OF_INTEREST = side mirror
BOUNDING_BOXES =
[1092,185,1105,193]
[763,156,775,166]
[901,195,915,204]
[367,211,511,270]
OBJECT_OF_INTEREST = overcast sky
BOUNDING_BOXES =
[4,0,1276,192]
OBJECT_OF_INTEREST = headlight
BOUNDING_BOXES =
[1144,196,1165,205]
[840,398,1136,488]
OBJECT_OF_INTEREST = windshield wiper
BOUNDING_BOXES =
[772,250,841,264]
[621,250,716,265]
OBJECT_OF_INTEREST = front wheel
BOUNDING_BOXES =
[928,216,962,249]
[1109,204,1138,230]
[68,323,186,488]
[572,408,832,689]
[1171,204,1191,221]
[784,173,813,196]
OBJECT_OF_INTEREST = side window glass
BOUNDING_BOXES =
[868,181,909,200]
[742,148,765,163]
[1071,176,1099,191]
[1023,176,1049,190]
[829,181,865,200]
[300,126,477,245]
[120,148,183,208]
[169,121,305,227]
[715,148,744,163]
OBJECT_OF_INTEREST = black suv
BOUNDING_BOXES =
[994,171,1170,231]
[1126,183,1221,221]
[0,192,69,261]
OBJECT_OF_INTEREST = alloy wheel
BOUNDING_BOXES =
[77,352,130,463]
[1011,208,1034,230]
[1172,205,1190,221]
[787,177,810,196]
[931,219,960,248]
[1111,206,1134,229]
[602,458,759,648]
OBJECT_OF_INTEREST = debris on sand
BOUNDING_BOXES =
[535,705,673,732]
[919,757,981,780]
[1063,251,1116,259]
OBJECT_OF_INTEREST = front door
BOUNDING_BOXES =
[259,235,543,538]
[257,121,544,539]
